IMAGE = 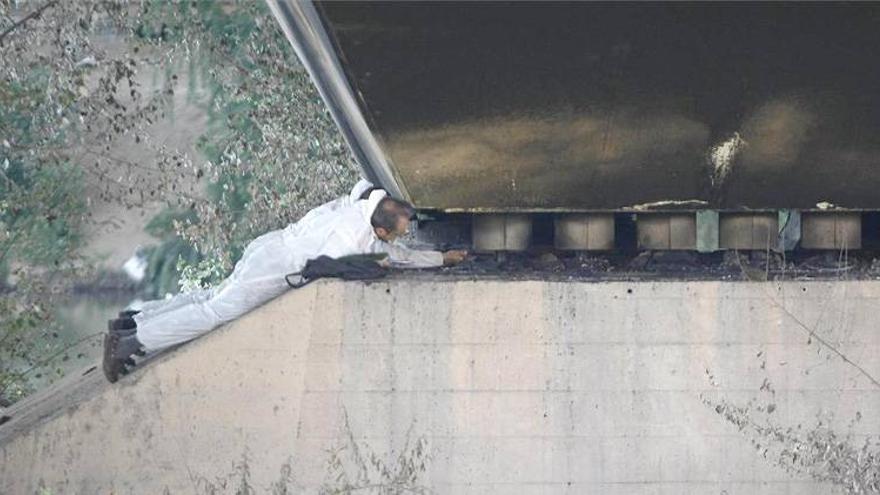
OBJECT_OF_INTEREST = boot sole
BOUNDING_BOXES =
[102,333,135,383]
[108,317,136,331]
[102,334,121,383]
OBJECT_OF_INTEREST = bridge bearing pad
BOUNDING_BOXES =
[637,213,696,250]
[719,213,779,250]
[554,214,614,250]
[801,212,861,250]
[472,214,532,251]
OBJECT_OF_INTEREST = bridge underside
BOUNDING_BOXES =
[277,2,880,212]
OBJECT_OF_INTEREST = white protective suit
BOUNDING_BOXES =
[133,179,373,317]
[296,178,374,227]
[133,187,443,352]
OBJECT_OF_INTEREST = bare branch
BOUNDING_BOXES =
[0,0,58,47]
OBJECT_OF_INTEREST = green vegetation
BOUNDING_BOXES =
[0,0,356,404]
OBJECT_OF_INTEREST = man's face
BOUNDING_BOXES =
[375,214,409,242]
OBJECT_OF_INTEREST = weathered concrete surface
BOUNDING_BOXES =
[2,279,879,494]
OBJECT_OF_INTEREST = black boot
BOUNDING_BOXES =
[113,333,143,359]
[102,334,123,383]
[102,333,145,383]
[108,317,136,331]
[108,317,145,355]
[111,320,146,357]
[118,309,141,318]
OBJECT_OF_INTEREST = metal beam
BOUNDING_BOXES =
[696,210,719,253]
[264,0,408,200]
[777,209,801,251]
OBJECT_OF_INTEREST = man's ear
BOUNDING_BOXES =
[374,227,389,239]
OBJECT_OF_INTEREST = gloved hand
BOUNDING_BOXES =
[442,249,468,266]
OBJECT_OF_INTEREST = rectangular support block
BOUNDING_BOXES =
[472,214,532,252]
[801,212,861,250]
[637,213,696,250]
[554,214,615,250]
[719,213,778,250]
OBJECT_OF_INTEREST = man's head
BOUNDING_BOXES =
[371,197,416,242]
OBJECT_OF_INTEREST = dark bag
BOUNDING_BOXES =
[285,255,388,289]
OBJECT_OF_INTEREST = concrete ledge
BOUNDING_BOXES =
[2,279,879,494]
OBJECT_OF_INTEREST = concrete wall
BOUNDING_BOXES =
[2,279,879,494]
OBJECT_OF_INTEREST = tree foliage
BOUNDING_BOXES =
[0,0,356,403]
[134,0,358,277]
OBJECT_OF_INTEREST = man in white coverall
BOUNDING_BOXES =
[103,181,467,382]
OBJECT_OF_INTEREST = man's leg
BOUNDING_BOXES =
[133,278,287,352]
[103,230,293,381]
[130,229,284,323]
[136,288,215,318]
[107,289,214,339]
[103,279,286,382]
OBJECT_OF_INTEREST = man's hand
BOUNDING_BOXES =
[442,249,468,266]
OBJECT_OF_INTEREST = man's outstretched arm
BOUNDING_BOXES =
[375,241,467,268]
[378,241,443,268]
